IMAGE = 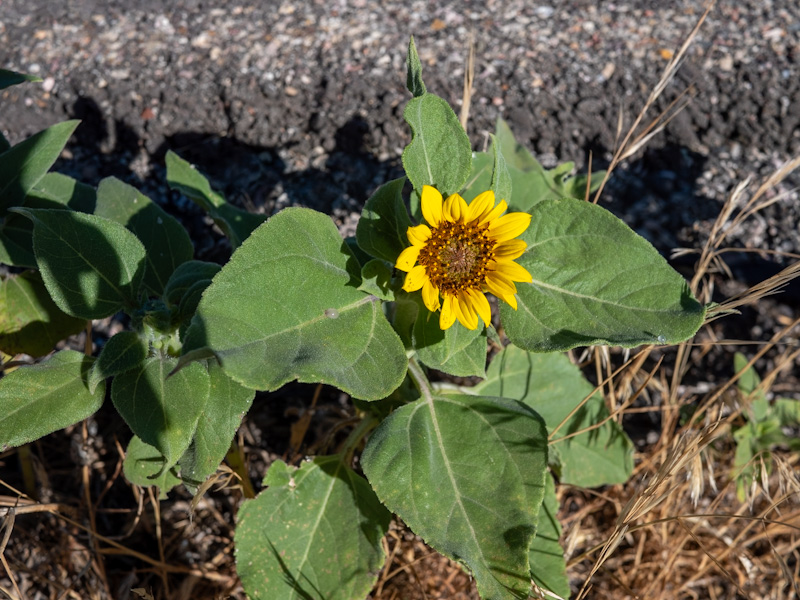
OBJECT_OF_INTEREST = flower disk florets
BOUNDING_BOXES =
[395,185,533,330]
[417,220,494,296]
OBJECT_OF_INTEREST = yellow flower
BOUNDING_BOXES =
[395,185,533,330]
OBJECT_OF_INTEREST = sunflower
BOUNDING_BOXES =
[395,185,533,330]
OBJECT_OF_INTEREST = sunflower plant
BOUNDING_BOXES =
[0,35,707,600]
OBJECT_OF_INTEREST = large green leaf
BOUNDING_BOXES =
[95,177,194,296]
[0,271,86,357]
[355,177,412,263]
[183,207,407,401]
[165,150,266,248]
[501,198,705,352]
[178,362,255,489]
[235,456,391,600]
[362,393,548,600]
[529,473,569,599]
[10,208,146,319]
[0,350,104,450]
[27,172,97,212]
[111,356,209,463]
[0,69,42,90]
[0,132,8,154]
[0,120,80,214]
[3,173,98,267]
[462,119,604,212]
[402,94,472,197]
[474,346,633,487]
[122,435,181,499]
[413,303,487,378]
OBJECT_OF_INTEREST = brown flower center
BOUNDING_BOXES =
[418,220,496,295]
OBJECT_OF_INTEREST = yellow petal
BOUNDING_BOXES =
[422,279,440,312]
[439,294,457,329]
[395,245,421,272]
[494,260,533,283]
[421,186,444,227]
[466,288,492,326]
[443,193,468,222]
[466,190,495,222]
[485,270,517,296]
[503,292,518,310]
[494,239,527,260]
[488,212,532,242]
[478,199,508,226]
[485,272,518,309]
[454,293,479,330]
[407,224,431,246]
[403,265,428,292]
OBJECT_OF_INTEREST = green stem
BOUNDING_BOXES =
[341,413,379,464]
[407,356,434,405]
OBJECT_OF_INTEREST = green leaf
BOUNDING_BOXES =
[162,260,221,306]
[402,94,472,197]
[529,473,569,599]
[0,350,105,450]
[95,177,194,296]
[413,301,487,378]
[0,271,86,357]
[27,172,97,213]
[183,207,407,401]
[774,398,800,428]
[464,119,605,212]
[495,117,539,172]
[165,150,266,248]
[362,393,548,600]
[0,69,42,90]
[111,356,209,463]
[406,36,427,97]
[734,352,765,404]
[0,132,9,154]
[502,198,705,352]
[355,178,412,263]
[358,259,395,301]
[88,331,148,394]
[4,173,98,267]
[0,120,80,215]
[178,362,254,489]
[235,456,391,600]
[10,208,147,319]
[122,435,181,499]
[0,219,37,267]
[490,133,512,204]
[474,345,633,487]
